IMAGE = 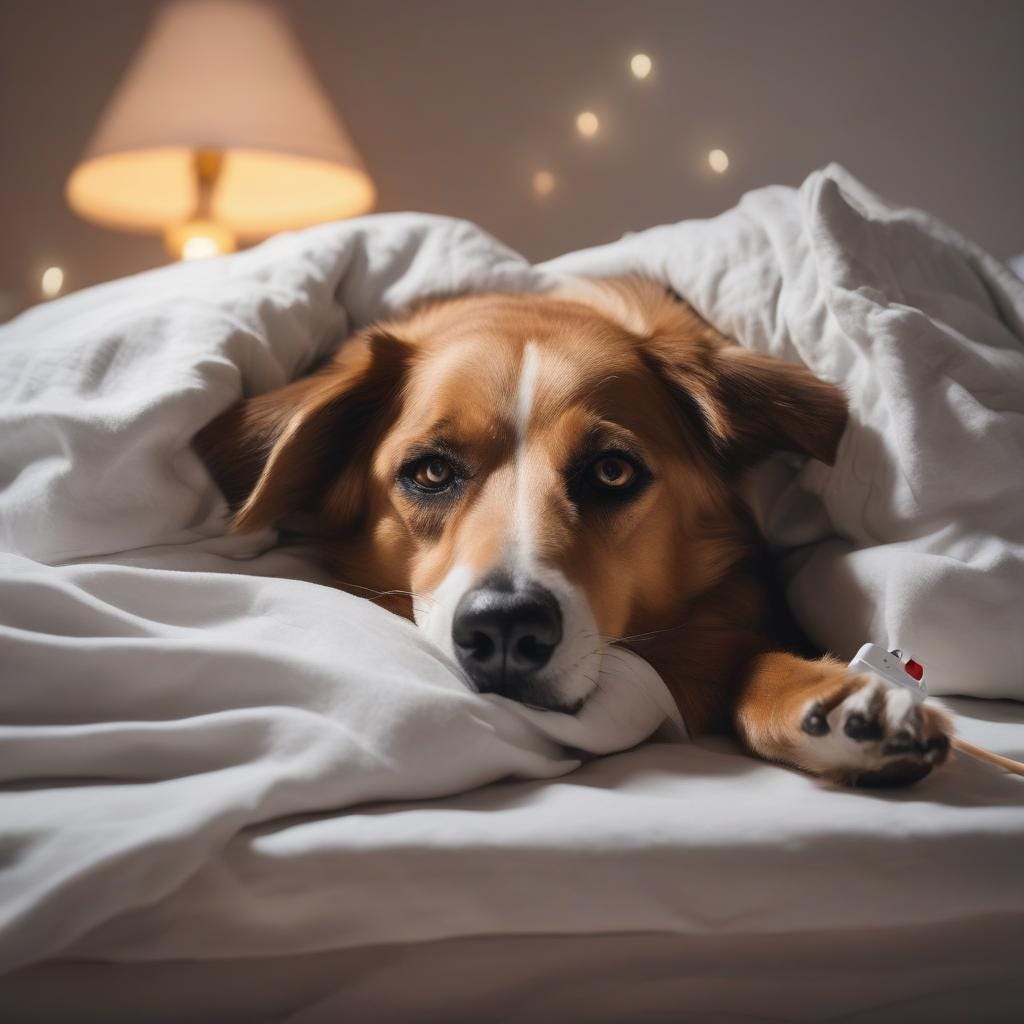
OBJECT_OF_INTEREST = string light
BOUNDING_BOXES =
[575,111,600,138]
[629,53,653,79]
[708,149,730,173]
[41,266,64,299]
[532,170,556,197]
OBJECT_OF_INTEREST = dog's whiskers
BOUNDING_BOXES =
[337,580,438,609]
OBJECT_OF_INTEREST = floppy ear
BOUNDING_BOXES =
[194,330,409,532]
[556,276,847,467]
[642,335,848,468]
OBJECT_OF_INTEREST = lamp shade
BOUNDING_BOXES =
[67,0,375,241]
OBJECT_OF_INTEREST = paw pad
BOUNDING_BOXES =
[844,712,884,741]
[881,729,918,756]
[796,677,951,786]
[801,705,829,737]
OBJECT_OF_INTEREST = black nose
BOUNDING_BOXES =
[452,577,563,696]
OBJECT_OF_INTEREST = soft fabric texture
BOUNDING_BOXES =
[545,169,1024,700]
[1,697,1023,1024]
[0,553,676,974]
[1,165,1023,978]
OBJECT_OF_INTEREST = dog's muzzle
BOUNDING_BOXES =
[451,574,563,701]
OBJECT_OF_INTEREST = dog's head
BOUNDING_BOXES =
[197,279,846,713]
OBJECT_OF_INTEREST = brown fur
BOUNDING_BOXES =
[195,279,950,785]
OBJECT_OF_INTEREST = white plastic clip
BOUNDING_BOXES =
[847,643,927,702]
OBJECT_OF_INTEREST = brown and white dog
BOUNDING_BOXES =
[196,279,950,786]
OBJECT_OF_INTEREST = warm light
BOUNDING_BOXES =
[68,149,375,240]
[41,266,64,299]
[65,1,376,244]
[532,170,556,197]
[630,53,653,79]
[165,219,237,260]
[181,236,220,261]
[576,111,600,138]
[708,148,730,173]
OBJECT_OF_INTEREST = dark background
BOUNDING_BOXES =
[2,0,1022,317]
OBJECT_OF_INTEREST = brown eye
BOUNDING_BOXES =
[411,457,454,489]
[591,455,636,489]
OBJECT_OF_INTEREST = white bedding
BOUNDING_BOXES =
[1,700,1023,1022]
[2,165,1024,1009]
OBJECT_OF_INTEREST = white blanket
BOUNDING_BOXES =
[1,165,1023,976]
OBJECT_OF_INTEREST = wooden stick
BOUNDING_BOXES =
[952,737,1024,777]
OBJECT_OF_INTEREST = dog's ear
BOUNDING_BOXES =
[194,330,409,532]
[643,336,848,467]
[557,276,847,467]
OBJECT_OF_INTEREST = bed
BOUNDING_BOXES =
[1,166,1023,1021]
[2,699,1023,1021]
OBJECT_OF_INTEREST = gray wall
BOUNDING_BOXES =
[2,0,1022,316]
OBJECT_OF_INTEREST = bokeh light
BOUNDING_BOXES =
[532,170,556,197]
[708,149,730,173]
[576,111,600,138]
[630,53,653,79]
[41,266,64,299]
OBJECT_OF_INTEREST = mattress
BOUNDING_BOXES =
[1,696,1022,1022]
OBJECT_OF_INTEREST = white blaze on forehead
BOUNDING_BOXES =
[515,341,541,438]
[514,342,541,569]
[507,341,602,708]
[413,340,602,709]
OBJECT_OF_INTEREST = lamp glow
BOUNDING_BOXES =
[165,219,237,260]
[708,148,730,173]
[41,266,64,299]
[181,236,221,261]
[576,111,600,138]
[532,170,556,197]
[630,53,653,79]
[65,0,375,260]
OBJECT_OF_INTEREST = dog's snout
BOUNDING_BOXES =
[452,577,562,695]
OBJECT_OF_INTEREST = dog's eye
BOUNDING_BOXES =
[408,456,455,490]
[590,455,637,490]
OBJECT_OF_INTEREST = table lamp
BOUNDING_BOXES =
[66,0,376,260]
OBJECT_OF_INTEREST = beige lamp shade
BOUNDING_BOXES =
[67,0,375,242]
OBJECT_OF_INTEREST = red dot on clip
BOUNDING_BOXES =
[904,659,924,681]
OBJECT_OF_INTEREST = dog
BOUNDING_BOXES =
[196,278,950,786]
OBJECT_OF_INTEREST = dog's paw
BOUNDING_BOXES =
[795,675,951,787]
